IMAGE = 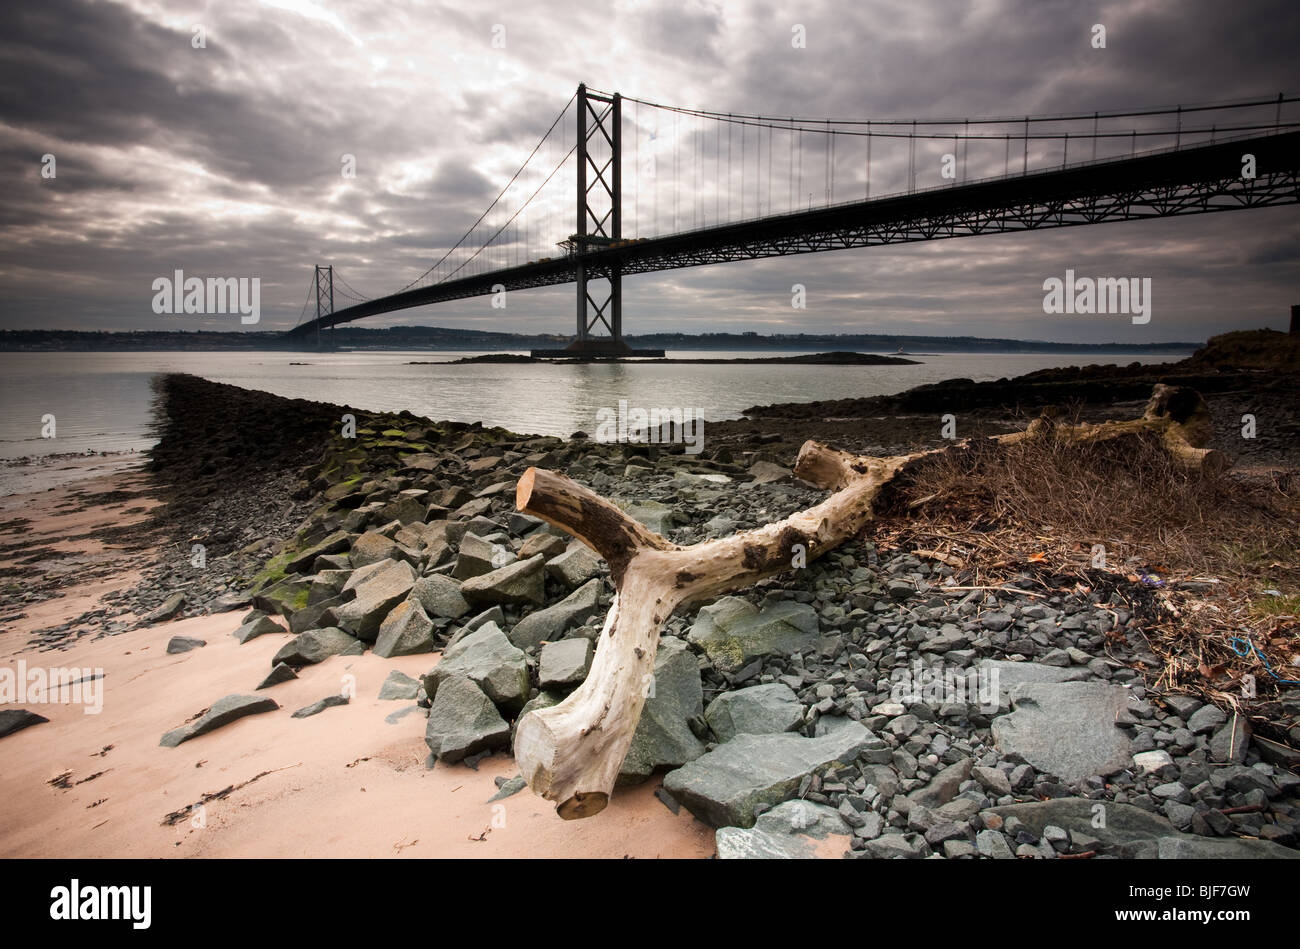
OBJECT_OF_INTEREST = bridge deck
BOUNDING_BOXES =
[289,129,1300,337]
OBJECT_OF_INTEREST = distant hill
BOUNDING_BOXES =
[0,326,1202,354]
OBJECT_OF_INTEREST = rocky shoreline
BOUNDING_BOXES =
[8,333,1299,860]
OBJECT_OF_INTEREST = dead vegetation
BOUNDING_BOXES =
[878,408,1300,716]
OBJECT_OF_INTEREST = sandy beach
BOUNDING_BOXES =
[0,470,732,858]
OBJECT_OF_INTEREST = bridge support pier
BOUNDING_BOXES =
[532,83,660,359]
[314,264,334,351]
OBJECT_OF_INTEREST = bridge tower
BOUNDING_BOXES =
[314,264,334,350]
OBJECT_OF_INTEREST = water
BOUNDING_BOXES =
[0,348,1185,473]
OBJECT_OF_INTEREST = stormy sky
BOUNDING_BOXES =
[2,0,1297,343]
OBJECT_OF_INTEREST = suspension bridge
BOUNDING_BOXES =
[288,85,1300,354]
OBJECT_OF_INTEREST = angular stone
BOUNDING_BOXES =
[615,499,679,534]
[160,694,278,747]
[715,800,852,859]
[452,533,516,581]
[146,592,187,623]
[688,596,819,673]
[1187,704,1227,735]
[620,636,707,783]
[166,636,205,654]
[537,638,593,689]
[286,531,353,573]
[408,574,471,620]
[291,694,350,718]
[422,622,529,713]
[378,669,421,700]
[991,681,1132,783]
[977,659,1091,702]
[349,531,400,568]
[518,532,567,560]
[256,662,298,689]
[545,545,603,588]
[661,720,873,828]
[909,758,973,809]
[0,709,49,739]
[458,554,546,608]
[332,559,416,642]
[704,683,804,743]
[971,765,1012,797]
[373,599,437,658]
[272,627,365,667]
[1209,715,1250,764]
[424,675,510,764]
[233,613,284,642]
[508,578,602,650]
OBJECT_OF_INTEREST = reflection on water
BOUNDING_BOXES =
[0,349,1186,464]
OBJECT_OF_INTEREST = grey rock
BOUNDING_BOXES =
[378,669,421,701]
[292,694,350,718]
[452,533,516,581]
[715,800,852,859]
[1187,704,1227,735]
[146,592,186,623]
[458,555,547,608]
[160,694,278,747]
[704,683,804,743]
[166,636,206,654]
[620,636,707,783]
[976,829,1015,859]
[0,709,49,739]
[422,622,529,713]
[423,675,511,763]
[256,662,298,689]
[408,574,471,620]
[991,681,1132,783]
[537,638,593,689]
[233,613,284,644]
[546,545,604,587]
[688,596,819,673]
[272,627,365,667]
[661,720,873,827]
[909,758,973,809]
[1209,715,1250,764]
[509,578,602,650]
[332,558,417,642]
[373,599,436,658]
[489,775,528,802]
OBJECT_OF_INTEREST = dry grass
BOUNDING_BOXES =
[873,415,1300,712]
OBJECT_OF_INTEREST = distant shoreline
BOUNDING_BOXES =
[425,351,922,366]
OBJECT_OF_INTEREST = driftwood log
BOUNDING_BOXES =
[512,384,1225,818]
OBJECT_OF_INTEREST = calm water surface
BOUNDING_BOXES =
[0,349,1186,472]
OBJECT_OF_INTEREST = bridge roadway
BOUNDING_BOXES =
[288,128,1300,338]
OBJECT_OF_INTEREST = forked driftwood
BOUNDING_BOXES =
[511,384,1225,818]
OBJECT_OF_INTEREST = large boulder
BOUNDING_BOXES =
[422,622,529,714]
[452,533,516,580]
[373,600,437,658]
[705,683,804,743]
[662,720,873,828]
[537,638,593,689]
[545,545,603,588]
[160,694,278,747]
[408,574,471,620]
[424,675,511,763]
[688,597,820,673]
[272,627,365,667]
[508,578,602,650]
[458,555,546,609]
[990,681,1132,783]
[349,531,400,568]
[715,799,852,859]
[332,559,416,641]
[618,636,706,784]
